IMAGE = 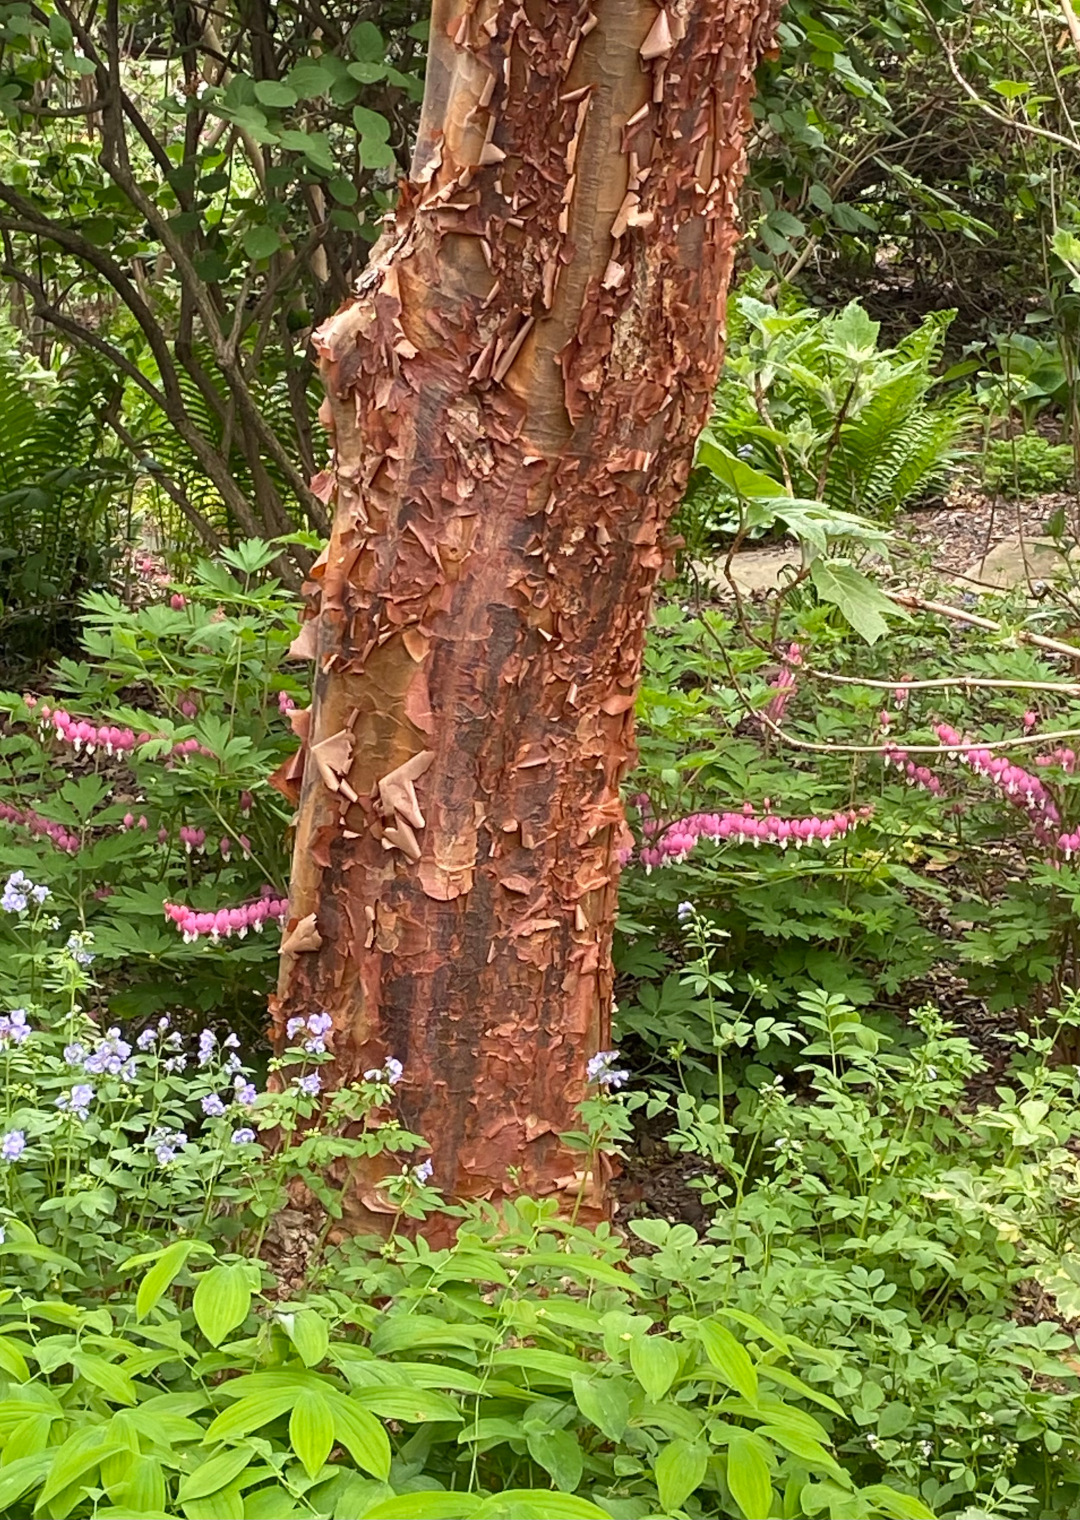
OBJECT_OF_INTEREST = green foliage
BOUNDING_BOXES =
[688,287,969,535]
[982,434,1076,498]
[0,351,132,657]
[0,540,300,1027]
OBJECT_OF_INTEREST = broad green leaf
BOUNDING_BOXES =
[810,560,908,645]
[204,1389,296,1442]
[193,1262,251,1347]
[352,1386,462,1423]
[37,1428,129,1506]
[655,1438,708,1513]
[242,225,281,261]
[695,440,786,498]
[476,1490,616,1517]
[727,1432,774,1520]
[520,1252,638,1292]
[570,1373,629,1442]
[182,1476,245,1520]
[860,1485,937,1520]
[758,1422,844,1474]
[629,1335,679,1401]
[525,1427,583,1493]
[3,1412,53,1462]
[0,1336,30,1382]
[698,1321,758,1404]
[253,79,298,108]
[282,1308,329,1367]
[136,1240,197,1320]
[363,1497,482,1519]
[326,1390,392,1479]
[0,1451,50,1507]
[117,1454,167,1513]
[286,58,336,98]
[290,1387,334,1479]
[178,1446,254,1502]
[70,1352,137,1406]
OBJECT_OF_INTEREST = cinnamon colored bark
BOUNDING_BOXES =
[274,0,782,1230]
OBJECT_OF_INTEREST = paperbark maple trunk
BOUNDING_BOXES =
[274,0,782,1231]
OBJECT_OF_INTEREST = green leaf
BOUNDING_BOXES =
[282,1308,329,1367]
[193,1262,252,1347]
[695,439,786,498]
[654,1438,708,1513]
[177,1446,254,1503]
[860,1485,937,1520]
[70,1352,137,1406]
[253,80,298,108]
[363,1498,482,1519]
[242,225,282,261]
[0,1336,30,1382]
[286,58,336,98]
[0,1452,50,1509]
[727,1432,774,1520]
[629,1335,679,1402]
[570,1373,629,1442]
[183,1477,245,1520]
[326,1390,392,1479]
[698,1321,758,1404]
[810,560,908,645]
[37,1428,129,1506]
[525,1428,583,1493]
[117,1454,167,1513]
[204,1389,296,1443]
[990,79,1032,98]
[290,1387,335,1479]
[351,1386,462,1423]
[136,1240,197,1321]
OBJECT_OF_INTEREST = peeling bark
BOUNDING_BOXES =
[275,0,783,1231]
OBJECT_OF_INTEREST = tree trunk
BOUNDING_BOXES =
[274,0,782,1232]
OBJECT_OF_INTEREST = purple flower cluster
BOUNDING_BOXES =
[363,1057,403,1086]
[294,1072,321,1097]
[56,1084,94,1120]
[586,1050,629,1089]
[201,1094,227,1117]
[286,1011,333,1054]
[83,1028,135,1080]
[0,1009,30,1047]
[231,1126,256,1145]
[1,871,50,913]
[65,933,94,967]
[0,1131,25,1162]
[414,1159,434,1183]
[149,1127,187,1165]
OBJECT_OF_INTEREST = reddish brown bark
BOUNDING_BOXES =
[274,0,782,1230]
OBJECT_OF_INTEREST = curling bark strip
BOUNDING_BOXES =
[274,0,783,1227]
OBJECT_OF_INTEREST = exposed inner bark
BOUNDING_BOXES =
[274,0,783,1231]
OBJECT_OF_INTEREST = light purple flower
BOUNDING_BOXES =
[364,1057,403,1087]
[149,1127,187,1165]
[84,1029,133,1077]
[414,1159,434,1184]
[57,1084,94,1120]
[234,1079,257,1107]
[30,884,49,904]
[223,1032,240,1049]
[231,1127,256,1145]
[294,1072,321,1097]
[65,933,94,966]
[1,1131,25,1162]
[0,1010,30,1047]
[157,1016,171,1032]
[677,901,695,922]
[201,1094,226,1117]
[136,1028,158,1051]
[63,1042,86,1067]
[586,1050,629,1089]
[197,1029,216,1066]
[163,1055,187,1074]
[223,1053,242,1076]
[0,873,29,914]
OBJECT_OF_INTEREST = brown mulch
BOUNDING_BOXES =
[895,484,1073,585]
